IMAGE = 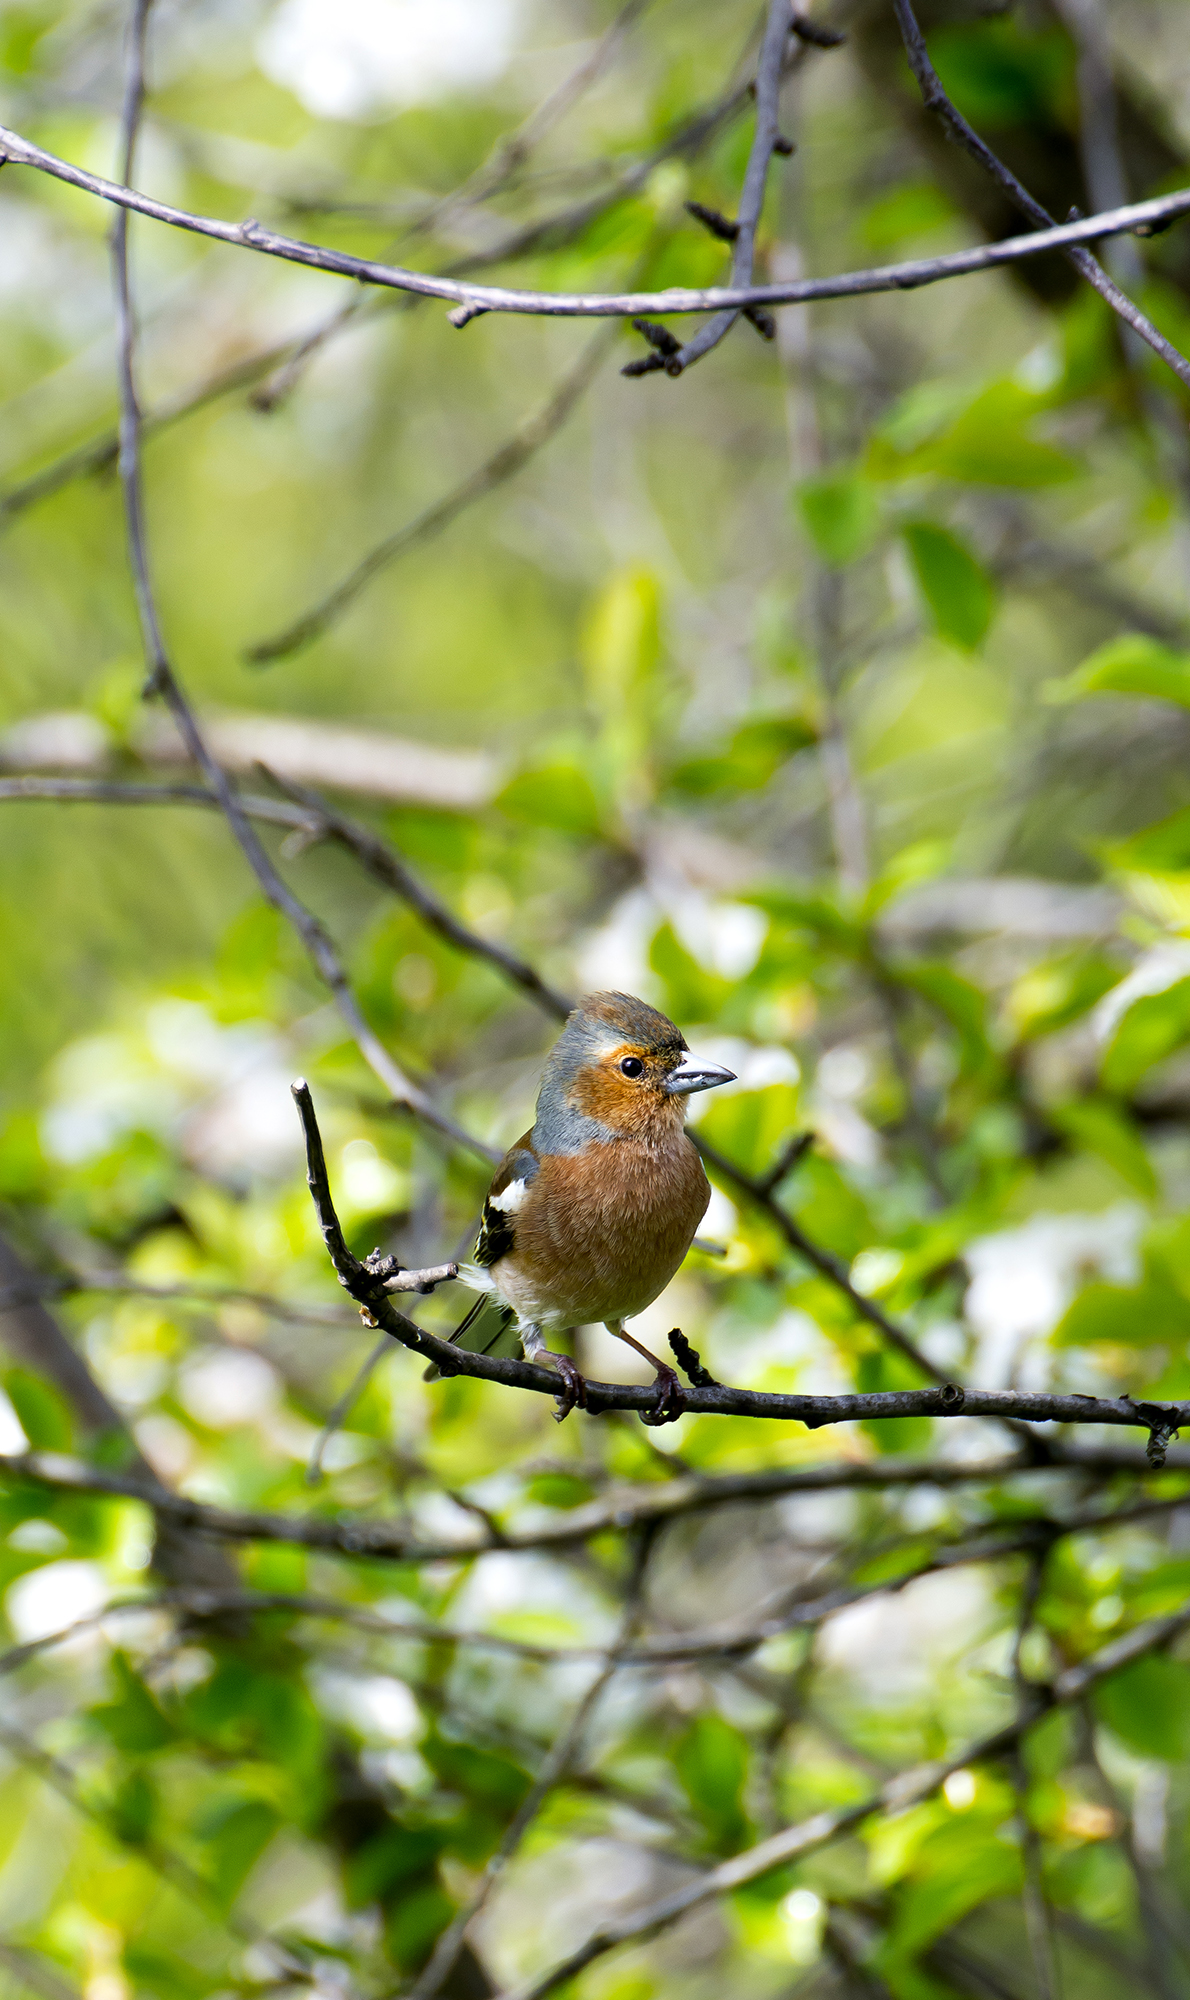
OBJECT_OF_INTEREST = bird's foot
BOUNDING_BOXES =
[546,1352,588,1423]
[639,1362,685,1427]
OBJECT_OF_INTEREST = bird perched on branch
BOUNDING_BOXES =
[445,991,735,1423]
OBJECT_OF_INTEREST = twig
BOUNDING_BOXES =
[0,13,773,521]
[107,39,492,1167]
[293,1070,1190,1439]
[890,0,1190,390]
[693,1130,940,1380]
[653,0,793,377]
[1011,1550,1062,2000]
[495,1601,1190,2000]
[0,1717,314,1983]
[2,1439,1185,1565]
[248,325,615,662]
[2,122,1189,343]
[407,1532,657,2000]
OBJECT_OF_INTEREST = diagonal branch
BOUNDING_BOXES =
[247,324,615,663]
[496,1600,1190,2000]
[657,0,793,376]
[890,0,1190,390]
[407,1533,656,2000]
[107,14,492,1167]
[0,11,772,523]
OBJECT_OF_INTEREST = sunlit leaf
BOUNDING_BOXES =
[1046,634,1190,709]
[903,522,995,648]
[1095,1655,1190,1760]
[796,473,880,566]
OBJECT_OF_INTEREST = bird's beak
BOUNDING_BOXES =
[665,1059,737,1096]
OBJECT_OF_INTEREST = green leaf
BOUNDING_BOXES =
[1046,634,1190,710]
[698,1085,801,1181]
[3,1369,73,1452]
[796,473,879,567]
[107,1767,157,1846]
[927,17,1071,130]
[902,523,995,648]
[1006,952,1120,1040]
[495,762,603,837]
[669,714,816,797]
[524,1471,596,1510]
[1050,1099,1157,1197]
[674,1712,750,1850]
[862,840,952,920]
[344,1825,445,1906]
[1053,1279,1190,1348]
[89,1654,176,1755]
[1106,803,1190,874]
[583,568,660,711]
[898,963,994,1079]
[1094,1654,1190,1760]
[1101,976,1190,1093]
[423,1730,530,1811]
[874,383,1077,486]
[885,1829,1020,1956]
[199,1799,279,1907]
[385,1883,456,1972]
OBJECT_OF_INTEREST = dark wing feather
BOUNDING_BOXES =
[423,1293,517,1380]
[474,1139,539,1269]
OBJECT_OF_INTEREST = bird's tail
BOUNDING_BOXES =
[423,1293,518,1381]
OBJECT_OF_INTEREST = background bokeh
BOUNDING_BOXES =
[6,1,1190,1995]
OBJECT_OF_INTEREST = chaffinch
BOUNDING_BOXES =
[448,991,735,1421]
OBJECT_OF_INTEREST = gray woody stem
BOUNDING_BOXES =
[499,1600,1190,2000]
[108,17,489,1166]
[291,1081,1188,1445]
[665,0,792,374]
[890,0,1190,390]
[1,117,1188,371]
[4,1438,1187,1565]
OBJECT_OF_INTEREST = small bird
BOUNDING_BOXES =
[447,991,735,1422]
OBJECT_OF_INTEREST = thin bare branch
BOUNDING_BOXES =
[0,12,764,521]
[248,325,615,663]
[2,120,1188,341]
[496,1602,1190,2000]
[107,31,493,1167]
[407,1533,657,2000]
[653,0,793,377]
[2,1436,1184,1565]
[292,1073,1190,1446]
[890,0,1190,390]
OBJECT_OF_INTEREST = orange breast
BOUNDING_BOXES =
[498,1133,709,1328]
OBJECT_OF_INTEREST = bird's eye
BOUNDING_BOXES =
[620,1056,645,1078]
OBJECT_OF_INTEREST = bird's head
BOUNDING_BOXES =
[534,991,736,1148]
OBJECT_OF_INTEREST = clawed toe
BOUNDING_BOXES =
[640,1362,685,1428]
[550,1355,588,1423]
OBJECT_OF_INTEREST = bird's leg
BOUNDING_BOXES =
[605,1320,685,1426]
[521,1323,587,1422]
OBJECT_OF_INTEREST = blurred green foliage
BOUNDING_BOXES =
[4,2,1190,1997]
